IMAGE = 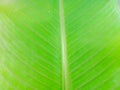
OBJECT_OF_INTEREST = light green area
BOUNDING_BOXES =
[0,0,120,90]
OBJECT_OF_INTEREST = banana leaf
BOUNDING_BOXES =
[0,0,120,90]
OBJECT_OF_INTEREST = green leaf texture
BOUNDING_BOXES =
[0,0,120,90]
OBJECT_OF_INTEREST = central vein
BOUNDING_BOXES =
[59,0,68,90]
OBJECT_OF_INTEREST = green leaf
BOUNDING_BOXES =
[0,0,120,90]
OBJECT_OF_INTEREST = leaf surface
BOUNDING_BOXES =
[0,0,120,90]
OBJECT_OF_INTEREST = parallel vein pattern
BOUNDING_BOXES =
[1,0,120,90]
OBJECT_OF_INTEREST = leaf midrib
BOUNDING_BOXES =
[59,0,69,90]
